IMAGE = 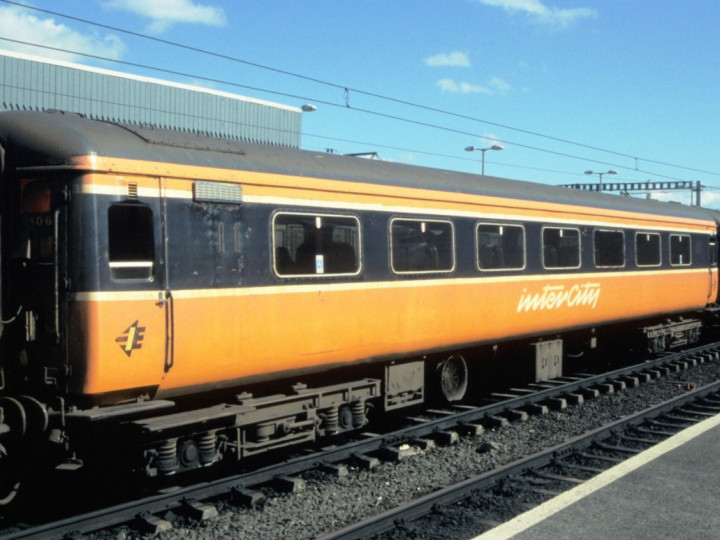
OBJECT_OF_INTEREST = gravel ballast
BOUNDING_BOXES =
[108,359,720,539]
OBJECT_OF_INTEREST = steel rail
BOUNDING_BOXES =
[319,379,720,539]
[3,343,718,539]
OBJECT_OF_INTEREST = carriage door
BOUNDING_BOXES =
[709,234,718,303]
[11,177,68,391]
[107,179,172,381]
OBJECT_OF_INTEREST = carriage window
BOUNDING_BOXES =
[636,232,661,266]
[108,202,155,280]
[594,229,625,268]
[391,219,454,273]
[670,234,691,266]
[21,178,52,214]
[542,227,580,269]
[477,224,525,270]
[273,213,360,276]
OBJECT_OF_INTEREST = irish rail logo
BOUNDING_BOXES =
[517,283,601,312]
[115,320,146,357]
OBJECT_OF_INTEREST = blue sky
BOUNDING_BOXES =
[1,0,719,207]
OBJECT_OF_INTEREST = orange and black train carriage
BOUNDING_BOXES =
[0,110,717,502]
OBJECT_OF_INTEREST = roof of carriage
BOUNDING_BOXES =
[1,110,717,226]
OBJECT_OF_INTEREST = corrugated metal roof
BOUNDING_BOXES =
[0,49,302,147]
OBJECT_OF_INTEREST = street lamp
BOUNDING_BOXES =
[465,144,504,175]
[584,169,617,185]
[300,104,317,112]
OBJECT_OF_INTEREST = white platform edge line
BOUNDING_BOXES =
[473,411,720,539]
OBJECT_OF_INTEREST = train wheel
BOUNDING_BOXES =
[0,442,21,507]
[0,396,48,510]
[438,355,468,402]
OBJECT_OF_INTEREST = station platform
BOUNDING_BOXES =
[476,412,720,539]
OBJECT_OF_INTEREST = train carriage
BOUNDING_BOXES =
[0,110,717,499]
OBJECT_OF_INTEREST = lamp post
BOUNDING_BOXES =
[584,169,617,186]
[465,144,504,175]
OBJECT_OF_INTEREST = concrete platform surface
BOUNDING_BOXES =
[475,412,720,540]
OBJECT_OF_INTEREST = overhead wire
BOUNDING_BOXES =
[302,131,583,178]
[0,34,696,185]
[1,0,719,184]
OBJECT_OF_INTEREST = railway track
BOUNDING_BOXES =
[2,343,718,539]
[323,361,720,539]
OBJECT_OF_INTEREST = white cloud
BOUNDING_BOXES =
[489,76,512,93]
[476,0,596,29]
[437,77,511,95]
[652,191,714,208]
[104,0,227,33]
[424,51,471,68]
[699,191,720,210]
[437,79,490,94]
[393,152,416,165]
[0,5,125,62]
